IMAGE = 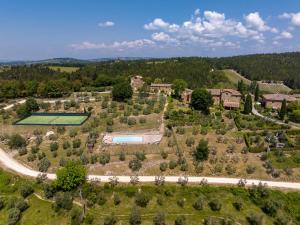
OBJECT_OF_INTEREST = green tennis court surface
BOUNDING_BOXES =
[16,115,88,125]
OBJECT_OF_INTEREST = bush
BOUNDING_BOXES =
[232,199,243,211]
[261,199,280,216]
[50,142,59,152]
[135,192,151,208]
[53,192,73,211]
[97,192,107,205]
[247,213,264,225]
[159,162,168,172]
[38,157,51,172]
[209,199,222,211]
[106,125,113,133]
[177,198,185,208]
[194,139,209,162]
[175,215,187,225]
[72,139,81,148]
[135,151,146,161]
[176,127,185,135]
[129,159,142,172]
[139,117,146,124]
[129,206,142,225]
[0,197,4,210]
[20,184,34,198]
[128,117,137,126]
[193,197,204,210]
[99,153,110,165]
[246,165,256,174]
[160,151,168,159]
[69,129,78,138]
[104,213,118,225]
[186,137,195,147]
[43,183,57,198]
[63,141,71,150]
[8,134,27,149]
[7,208,21,225]
[153,211,165,225]
[119,151,126,161]
[114,194,121,205]
[169,160,177,169]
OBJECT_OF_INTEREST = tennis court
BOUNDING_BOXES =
[15,113,90,126]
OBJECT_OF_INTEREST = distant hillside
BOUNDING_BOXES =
[215,52,300,89]
[223,69,292,93]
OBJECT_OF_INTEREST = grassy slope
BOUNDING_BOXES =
[223,69,292,93]
[48,66,79,73]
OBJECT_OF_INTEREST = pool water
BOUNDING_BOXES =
[112,136,143,143]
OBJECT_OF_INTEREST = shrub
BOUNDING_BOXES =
[129,159,142,172]
[186,137,195,147]
[106,118,114,126]
[69,129,78,138]
[246,165,256,174]
[63,141,71,150]
[38,157,51,172]
[153,211,165,225]
[177,198,185,208]
[104,213,118,225]
[70,207,84,225]
[247,213,264,225]
[139,117,146,124]
[262,199,280,216]
[169,160,177,169]
[18,148,27,156]
[7,208,21,225]
[193,197,204,210]
[0,197,4,210]
[85,213,94,224]
[72,139,81,148]
[8,134,27,149]
[119,151,126,161]
[176,127,185,135]
[106,125,113,133]
[160,151,168,159]
[168,139,175,147]
[128,117,137,126]
[50,142,59,152]
[129,206,142,225]
[99,153,111,165]
[135,192,150,208]
[135,151,146,161]
[97,192,107,205]
[114,194,121,205]
[53,192,73,211]
[20,184,34,198]
[194,139,209,162]
[175,215,187,225]
[159,162,168,172]
[232,199,243,211]
[209,199,222,211]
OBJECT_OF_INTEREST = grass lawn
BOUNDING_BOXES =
[223,69,292,93]
[48,66,79,73]
[16,115,88,126]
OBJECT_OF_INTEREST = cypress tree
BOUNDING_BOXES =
[254,84,260,102]
[279,99,287,120]
[244,94,252,114]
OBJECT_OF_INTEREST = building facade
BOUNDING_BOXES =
[262,94,298,109]
[130,75,144,91]
[150,83,172,95]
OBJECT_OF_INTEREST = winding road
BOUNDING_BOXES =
[0,147,300,190]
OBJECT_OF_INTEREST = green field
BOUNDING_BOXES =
[48,66,80,73]
[16,115,88,125]
[223,69,292,93]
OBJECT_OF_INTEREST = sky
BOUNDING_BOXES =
[0,0,300,60]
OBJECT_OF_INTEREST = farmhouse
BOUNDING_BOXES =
[262,94,297,109]
[208,89,242,109]
[150,83,172,95]
[130,75,144,91]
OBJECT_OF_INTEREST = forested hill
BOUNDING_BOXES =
[213,52,300,89]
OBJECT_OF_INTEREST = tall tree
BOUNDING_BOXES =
[279,99,287,120]
[190,88,213,114]
[172,79,187,98]
[254,84,260,102]
[112,82,133,102]
[194,139,209,162]
[244,94,252,114]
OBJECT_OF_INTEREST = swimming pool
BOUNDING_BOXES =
[112,136,143,143]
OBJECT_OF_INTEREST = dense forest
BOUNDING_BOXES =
[0,52,300,100]
[213,52,300,89]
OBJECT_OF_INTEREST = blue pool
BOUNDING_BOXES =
[112,136,143,143]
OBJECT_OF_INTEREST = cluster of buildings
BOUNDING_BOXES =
[130,75,300,110]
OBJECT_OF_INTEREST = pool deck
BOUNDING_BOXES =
[103,131,162,145]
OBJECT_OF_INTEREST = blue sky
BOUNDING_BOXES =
[0,0,300,60]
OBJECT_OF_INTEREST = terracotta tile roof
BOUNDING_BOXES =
[223,101,240,108]
[262,94,297,102]
[208,89,221,96]
[208,89,241,96]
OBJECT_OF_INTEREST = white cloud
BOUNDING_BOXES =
[279,12,300,26]
[144,18,170,30]
[98,21,115,27]
[274,31,293,40]
[194,8,200,16]
[244,12,277,32]
[71,39,155,50]
[151,32,177,43]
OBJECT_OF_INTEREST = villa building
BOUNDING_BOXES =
[262,94,298,109]
[208,89,242,109]
[150,83,172,95]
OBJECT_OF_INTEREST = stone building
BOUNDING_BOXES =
[150,83,172,95]
[208,89,242,109]
[262,94,297,109]
[181,89,193,103]
[130,75,144,91]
